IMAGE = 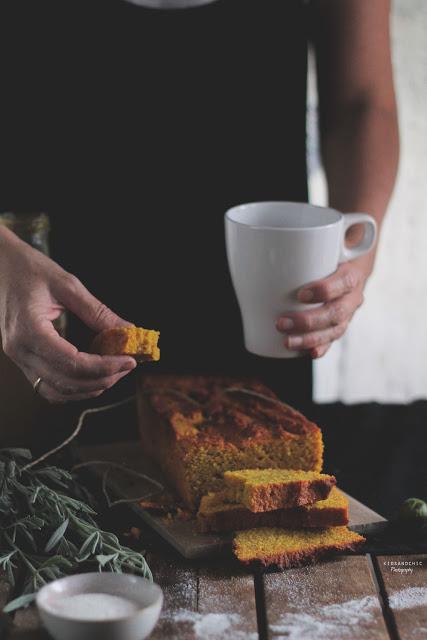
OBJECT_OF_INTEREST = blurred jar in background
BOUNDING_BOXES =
[0,211,50,251]
[0,212,66,446]
[0,212,67,336]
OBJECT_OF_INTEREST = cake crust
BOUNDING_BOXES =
[223,469,336,512]
[197,487,349,533]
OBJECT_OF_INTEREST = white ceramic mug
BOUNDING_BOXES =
[225,201,377,358]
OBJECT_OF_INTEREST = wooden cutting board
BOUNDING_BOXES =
[77,441,387,560]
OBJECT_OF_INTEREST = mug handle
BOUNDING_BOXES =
[339,213,377,263]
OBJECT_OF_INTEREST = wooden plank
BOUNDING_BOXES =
[147,552,198,639]
[264,555,389,640]
[78,441,386,558]
[9,608,47,640]
[378,554,427,640]
[198,567,258,639]
[147,551,258,639]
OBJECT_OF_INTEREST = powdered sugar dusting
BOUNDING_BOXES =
[167,610,257,639]
[168,575,196,604]
[270,595,381,639]
[161,585,427,638]
[388,586,427,611]
[269,587,427,638]
[157,569,257,639]
[195,612,237,636]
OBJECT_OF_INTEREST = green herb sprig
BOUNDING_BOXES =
[0,447,152,614]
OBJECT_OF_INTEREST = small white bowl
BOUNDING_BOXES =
[36,573,163,640]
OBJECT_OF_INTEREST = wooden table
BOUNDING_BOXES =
[2,545,426,639]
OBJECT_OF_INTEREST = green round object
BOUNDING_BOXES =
[398,498,427,521]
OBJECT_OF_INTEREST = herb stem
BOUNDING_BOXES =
[224,387,299,414]
[23,396,135,472]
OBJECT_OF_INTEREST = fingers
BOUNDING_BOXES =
[25,357,134,401]
[28,320,136,380]
[276,288,365,359]
[311,343,331,359]
[26,369,132,404]
[277,291,364,335]
[275,261,366,360]
[53,272,133,333]
[283,321,349,353]
[297,263,361,304]
[4,319,137,403]
[39,384,103,404]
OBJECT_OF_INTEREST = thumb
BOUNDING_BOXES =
[55,273,133,333]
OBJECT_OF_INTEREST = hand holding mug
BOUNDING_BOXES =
[277,255,372,359]
[225,202,377,359]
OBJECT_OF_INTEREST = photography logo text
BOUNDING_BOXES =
[383,560,423,575]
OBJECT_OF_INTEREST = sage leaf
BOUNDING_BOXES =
[44,519,69,553]
[0,448,32,460]
[0,445,152,614]
[91,532,100,555]
[40,556,73,570]
[3,593,36,614]
[77,531,98,561]
[96,553,118,567]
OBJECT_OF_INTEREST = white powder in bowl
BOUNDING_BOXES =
[49,593,139,621]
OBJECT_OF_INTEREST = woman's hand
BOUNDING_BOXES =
[0,226,136,403]
[276,255,372,359]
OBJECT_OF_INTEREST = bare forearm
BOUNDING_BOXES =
[322,101,399,219]
[321,102,399,269]
[312,0,398,268]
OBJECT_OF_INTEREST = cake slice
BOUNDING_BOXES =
[233,526,365,568]
[222,469,336,512]
[92,327,160,362]
[197,487,349,533]
[137,375,324,510]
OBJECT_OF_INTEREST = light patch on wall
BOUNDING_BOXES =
[309,1,427,403]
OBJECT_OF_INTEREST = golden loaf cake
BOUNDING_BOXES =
[137,375,324,510]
